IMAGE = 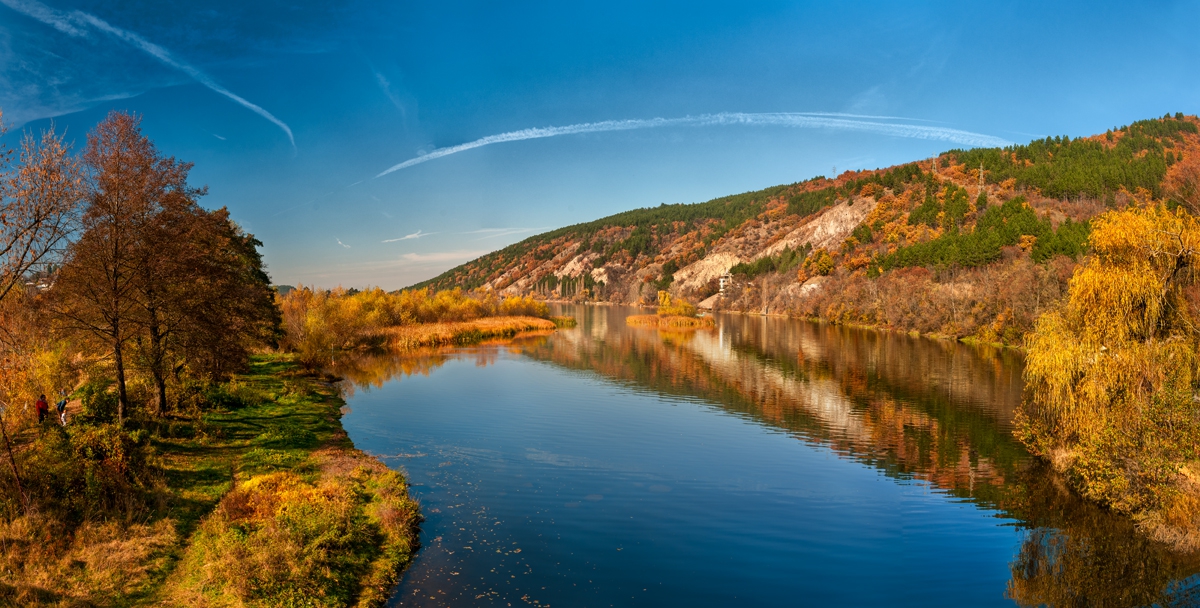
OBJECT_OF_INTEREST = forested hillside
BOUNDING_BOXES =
[416,114,1200,345]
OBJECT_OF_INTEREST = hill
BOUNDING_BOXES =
[414,114,1200,345]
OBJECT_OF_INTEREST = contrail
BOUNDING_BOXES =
[375,112,1011,178]
[0,0,83,35]
[382,230,435,242]
[1,0,295,149]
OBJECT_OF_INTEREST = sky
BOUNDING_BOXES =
[2,0,1198,289]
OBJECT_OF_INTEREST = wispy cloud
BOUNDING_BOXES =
[0,0,83,35]
[382,229,435,242]
[375,112,1011,178]
[0,0,295,148]
[336,238,351,249]
[213,134,226,141]
[373,71,407,118]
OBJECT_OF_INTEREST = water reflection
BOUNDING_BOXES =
[525,307,1027,506]
[333,306,1200,606]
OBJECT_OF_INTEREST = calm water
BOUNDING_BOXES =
[335,305,1200,607]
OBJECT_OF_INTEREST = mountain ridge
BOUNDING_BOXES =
[413,113,1200,345]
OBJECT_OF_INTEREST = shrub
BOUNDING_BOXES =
[1,423,153,522]
[804,248,835,276]
[75,379,118,425]
[656,291,697,317]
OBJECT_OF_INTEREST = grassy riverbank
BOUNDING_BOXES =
[0,354,420,607]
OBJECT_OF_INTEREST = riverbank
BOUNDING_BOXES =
[0,354,420,606]
[705,305,1025,350]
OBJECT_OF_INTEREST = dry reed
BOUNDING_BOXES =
[382,316,556,349]
[626,314,715,329]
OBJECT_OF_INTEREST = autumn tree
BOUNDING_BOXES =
[170,208,280,384]
[0,118,83,305]
[1165,152,1200,214]
[1017,203,1200,528]
[53,111,186,424]
[0,112,85,508]
[125,204,280,414]
[54,112,281,419]
[124,146,210,414]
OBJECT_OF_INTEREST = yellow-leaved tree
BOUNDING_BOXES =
[1018,203,1200,542]
[657,290,697,317]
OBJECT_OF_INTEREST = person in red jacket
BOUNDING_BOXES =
[35,394,48,424]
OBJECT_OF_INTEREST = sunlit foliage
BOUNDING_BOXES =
[1018,203,1200,541]
[278,286,551,364]
[803,248,834,277]
[50,112,278,422]
[656,290,697,317]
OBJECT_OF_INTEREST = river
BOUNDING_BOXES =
[333,305,1200,607]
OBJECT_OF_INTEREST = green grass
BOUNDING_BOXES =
[148,357,337,531]
[136,354,419,606]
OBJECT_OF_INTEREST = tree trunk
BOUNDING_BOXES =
[113,325,128,426]
[148,308,168,416]
[0,414,27,514]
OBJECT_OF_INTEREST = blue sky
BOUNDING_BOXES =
[2,0,1198,288]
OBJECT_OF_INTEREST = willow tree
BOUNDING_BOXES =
[1018,203,1200,521]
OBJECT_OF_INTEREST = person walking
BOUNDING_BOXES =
[35,395,48,424]
[56,394,68,426]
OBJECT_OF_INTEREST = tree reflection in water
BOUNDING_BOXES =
[330,305,1200,606]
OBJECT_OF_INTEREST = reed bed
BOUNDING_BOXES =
[626,314,715,329]
[382,316,556,349]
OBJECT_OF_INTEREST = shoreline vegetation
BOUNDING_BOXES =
[0,111,423,606]
[0,354,420,606]
[164,355,420,607]
[278,285,562,365]
[625,314,715,329]
[1019,204,1200,552]
[382,316,557,349]
[626,290,715,329]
